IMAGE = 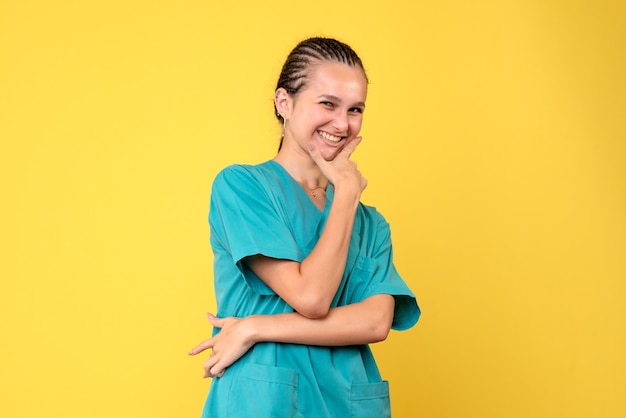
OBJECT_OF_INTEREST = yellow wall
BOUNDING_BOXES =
[1,1,624,417]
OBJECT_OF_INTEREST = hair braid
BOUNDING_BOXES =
[274,37,367,123]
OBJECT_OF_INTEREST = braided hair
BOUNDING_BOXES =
[274,38,368,149]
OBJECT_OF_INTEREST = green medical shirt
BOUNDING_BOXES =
[201,161,420,418]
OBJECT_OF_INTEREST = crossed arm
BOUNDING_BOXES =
[189,138,395,378]
[188,293,395,378]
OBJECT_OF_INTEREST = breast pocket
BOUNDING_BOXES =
[343,255,379,303]
[227,363,299,418]
[350,381,391,418]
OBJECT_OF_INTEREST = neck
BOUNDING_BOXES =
[273,143,328,190]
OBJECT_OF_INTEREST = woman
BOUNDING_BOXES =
[189,37,420,418]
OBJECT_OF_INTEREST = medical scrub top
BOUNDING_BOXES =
[201,160,420,418]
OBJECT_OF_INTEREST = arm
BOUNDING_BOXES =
[251,293,394,345]
[252,137,367,319]
[189,293,395,378]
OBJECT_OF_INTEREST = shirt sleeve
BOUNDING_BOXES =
[209,165,304,294]
[349,209,421,331]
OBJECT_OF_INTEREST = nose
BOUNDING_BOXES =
[332,111,349,133]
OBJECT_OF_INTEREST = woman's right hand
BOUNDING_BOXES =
[308,136,367,198]
[188,313,257,379]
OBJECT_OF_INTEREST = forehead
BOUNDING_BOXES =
[302,62,368,102]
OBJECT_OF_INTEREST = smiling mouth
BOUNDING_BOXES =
[318,130,343,144]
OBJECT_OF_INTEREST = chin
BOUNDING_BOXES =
[320,149,341,162]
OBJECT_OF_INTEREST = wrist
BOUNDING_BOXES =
[331,185,361,208]
[244,315,263,344]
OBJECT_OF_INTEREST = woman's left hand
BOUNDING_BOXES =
[188,313,256,379]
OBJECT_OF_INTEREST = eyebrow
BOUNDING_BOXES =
[318,94,366,108]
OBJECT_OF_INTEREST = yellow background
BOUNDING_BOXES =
[1,1,625,417]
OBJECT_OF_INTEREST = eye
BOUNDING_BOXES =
[349,107,364,114]
[320,101,334,108]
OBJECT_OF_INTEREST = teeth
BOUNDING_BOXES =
[319,131,342,143]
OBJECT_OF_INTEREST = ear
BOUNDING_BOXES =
[274,88,291,119]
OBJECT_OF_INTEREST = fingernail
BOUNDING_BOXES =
[308,142,314,151]
[207,313,215,319]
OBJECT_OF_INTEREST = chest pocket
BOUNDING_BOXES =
[354,255,377,273]
[343,255,379,304]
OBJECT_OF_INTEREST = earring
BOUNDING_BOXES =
[281,117,286,138]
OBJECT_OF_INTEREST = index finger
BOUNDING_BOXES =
[188,338,214,356]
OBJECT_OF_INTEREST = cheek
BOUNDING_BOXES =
[310,113,332,131]
[349,117,363,133]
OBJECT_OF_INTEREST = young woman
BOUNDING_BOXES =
[189,37,420,418]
